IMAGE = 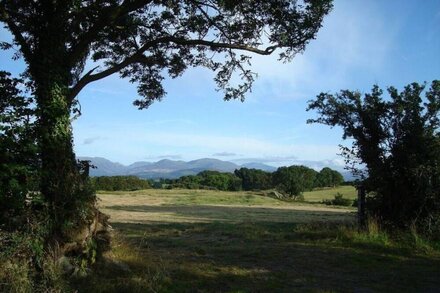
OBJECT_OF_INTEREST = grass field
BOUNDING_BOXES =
[74,188,440,292]
[303,185,357,202]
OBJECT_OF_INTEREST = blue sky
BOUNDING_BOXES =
[1,0,439,169]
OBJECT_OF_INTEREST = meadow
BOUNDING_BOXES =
[74,187,440,292]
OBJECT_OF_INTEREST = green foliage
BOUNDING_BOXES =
[308,81,440,236]
[272,165,317,199]
[91,176,151,191]
[314,167,344,188]
[0,71,39,230]
[234,167,272,191]
[170,171,242,191]
[323,193,353,206]
[197,170,242,191]
[172,175,203,189]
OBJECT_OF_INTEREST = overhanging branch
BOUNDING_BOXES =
[69,35,279,100]
[0,5,32,61]
[68,0,154,67]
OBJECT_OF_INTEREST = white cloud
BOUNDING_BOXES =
[153,154,182,160]
[82,136,102,145]
[247,0,397,101]
[74,123,340,164]
[212,152,238,157]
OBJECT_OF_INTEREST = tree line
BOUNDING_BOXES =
[161,166,344,197]
[91,176,151,191]
[91,166,345,197]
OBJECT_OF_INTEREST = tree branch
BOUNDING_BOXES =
[170,38,277,55]
[69,35,278,100]
[68,0,153,67]
[0,5,33,61]
[68,52,153,100]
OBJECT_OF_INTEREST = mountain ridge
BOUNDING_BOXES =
[78,157,276,179]
[78,156,355,180]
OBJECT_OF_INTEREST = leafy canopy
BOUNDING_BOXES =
[307,81,440,233]
[273,165,317,198]
[0,71,37,229]
[1,0,333,106]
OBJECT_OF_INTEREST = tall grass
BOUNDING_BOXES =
[0,252,68,293]
[345,217,390,246]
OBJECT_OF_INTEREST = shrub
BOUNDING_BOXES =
[323,193,353,206]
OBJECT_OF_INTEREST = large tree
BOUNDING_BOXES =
[307,81,440,234]
[0,0,332,238]
[234,167,272,191]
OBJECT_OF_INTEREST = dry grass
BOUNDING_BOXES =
[98,189,354,224]
[70,188,440,292]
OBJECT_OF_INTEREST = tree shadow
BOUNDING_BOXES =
[104,204,353,224]
[90,202,440,292]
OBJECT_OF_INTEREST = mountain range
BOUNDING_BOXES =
[78,157,277,179]
[78,157,356,181]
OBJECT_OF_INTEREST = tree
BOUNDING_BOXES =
[272,165,317,199]
[0,71,38,230]
[0,0,332,239]
[234,167,272,191]
[314,167,343,187]
[197,170,241,191]
[91,176,151,191]
[307,81,440,234]
[174,175,203,189]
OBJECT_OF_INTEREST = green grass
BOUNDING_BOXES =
[97,186,358,205]
[98,189,290,206]
[73,188,440,292]
[303,185,357,202]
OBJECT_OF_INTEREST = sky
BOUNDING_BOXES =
[1,0,440,169]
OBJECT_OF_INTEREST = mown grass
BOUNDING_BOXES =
[303,185,357,202]
[97,189,291,206]
[71,188,440,292]
[97,186,358,206]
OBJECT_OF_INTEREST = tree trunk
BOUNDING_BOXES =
[31,20,82,238]
[36,80,77,236]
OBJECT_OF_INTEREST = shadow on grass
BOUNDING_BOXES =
[76,204,440,292]
[105,204,353,223]
[91,219,440,292]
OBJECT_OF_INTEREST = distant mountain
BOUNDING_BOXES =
[127,161,153,169]
[187,158,238,172]
[78,156,354,181]
[341,171,360,182]
[78,157,127,176]
[79,157,246,179]
[241,162,277,172]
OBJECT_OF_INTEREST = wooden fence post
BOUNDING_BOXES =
[357,184,366,230]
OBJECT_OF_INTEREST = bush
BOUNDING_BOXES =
[91,176,151,191]
[323,193,353,206]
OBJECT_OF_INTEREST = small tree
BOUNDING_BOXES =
[273,165,317,199]
[314,167,343,187]
[307,81,440,235]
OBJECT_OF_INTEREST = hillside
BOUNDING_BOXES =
[78,156,355,180]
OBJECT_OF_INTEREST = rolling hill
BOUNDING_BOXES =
[78,157,354,180]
